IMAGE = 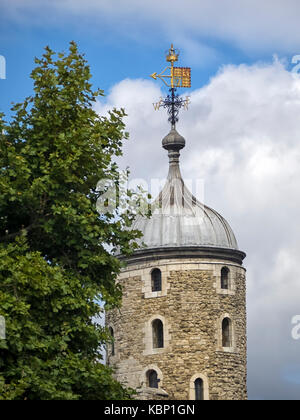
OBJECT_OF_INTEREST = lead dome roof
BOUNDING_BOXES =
[131,128,239,251]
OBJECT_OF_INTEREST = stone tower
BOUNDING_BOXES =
[106,125,247,400]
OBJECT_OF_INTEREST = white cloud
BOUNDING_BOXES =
[4,0,300,55]
[96,59,300,399]
[95,78,169,180]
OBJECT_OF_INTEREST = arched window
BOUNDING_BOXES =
[221,267,229,289]
[152,319,164,348]
[194,378,204,400]
[151,268,162,292]
[109,327,115,356]
[147,370,159,388]
[189,374,209,400]
[222,317,232,348]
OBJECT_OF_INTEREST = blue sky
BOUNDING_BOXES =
[0,23,250,118]
[0,0,290,118]
[2,0,300,400]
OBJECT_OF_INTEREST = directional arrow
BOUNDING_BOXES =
[150,67,172,86]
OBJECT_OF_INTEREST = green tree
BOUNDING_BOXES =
[0,42,144,400]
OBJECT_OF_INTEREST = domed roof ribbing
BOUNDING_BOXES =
[132,128,239,251]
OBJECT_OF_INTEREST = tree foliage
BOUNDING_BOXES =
[0,42,143,399]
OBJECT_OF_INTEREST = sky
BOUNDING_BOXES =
[1,0,300,400]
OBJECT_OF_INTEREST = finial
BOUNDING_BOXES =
[166,44,179,66]
[150,44,191,128]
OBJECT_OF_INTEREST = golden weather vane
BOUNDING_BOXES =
[150,44,191,127]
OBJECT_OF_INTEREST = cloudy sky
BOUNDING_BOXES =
[1,0,300,400]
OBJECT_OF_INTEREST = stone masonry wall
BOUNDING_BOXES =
[106,258,247,400]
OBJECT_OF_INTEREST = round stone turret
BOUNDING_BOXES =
[107,128,247,400]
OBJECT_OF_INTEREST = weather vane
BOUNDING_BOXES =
[150,44,191,128]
